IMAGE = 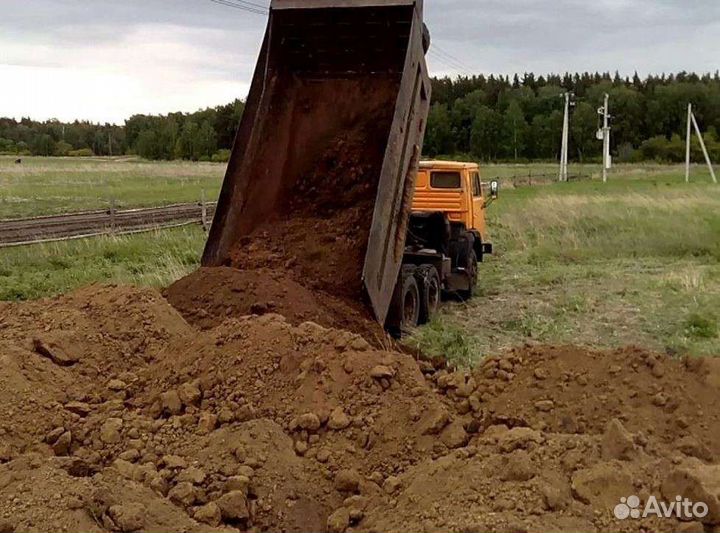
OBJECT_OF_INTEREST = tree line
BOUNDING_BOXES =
[426,71,720,163]
[2,72,720,163]
[0,100,244,162]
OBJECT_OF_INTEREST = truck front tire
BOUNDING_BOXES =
[458,250,478,300]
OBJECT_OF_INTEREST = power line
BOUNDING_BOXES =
[208,0,268,16]
[212,0,268,11]
[429,52,466,72]
[431,43,476,74]
[430,46,465,70]
[208,0,267,15]
[428,50,468,74]
[227,0,268,9]
[428,51,472,75]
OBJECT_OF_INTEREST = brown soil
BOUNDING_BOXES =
[164,267,385,343]
[2,284,720,533]
[224,80,396,305]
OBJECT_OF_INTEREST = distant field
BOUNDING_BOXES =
[0,156,224,218]
[1,158,719,362]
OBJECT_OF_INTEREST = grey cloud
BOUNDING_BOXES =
[5,0,718,72]
[2,0,719,122]
[2,0,263,46]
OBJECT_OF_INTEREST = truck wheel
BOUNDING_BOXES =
[387,266,421,337]
[415,264,440,324]
[458,250,478,301]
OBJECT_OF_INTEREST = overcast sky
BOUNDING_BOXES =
[2,0,719,124]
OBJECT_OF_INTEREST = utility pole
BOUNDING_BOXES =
[690,108,718,184]
[685,103,692,182]
[601,93,611,183]
[559,92,570,182]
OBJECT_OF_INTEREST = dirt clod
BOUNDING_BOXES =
[297,413,322,432]
[32,335,79,366]
[194,502,222,526]
[328,407,351,430]
[107,503,146,532]
[168,482,196,507]
[335,470,362,493]
[160,390,182,416]
[601,418,637,461]
[370,365,395,379]
[100,418,123,444]
[216,490,250,522]
[327,507,351,533]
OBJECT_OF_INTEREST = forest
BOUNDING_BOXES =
[0,100,245,162]
[1,72,719,163]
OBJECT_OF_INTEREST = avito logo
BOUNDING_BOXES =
[614,495,708,521]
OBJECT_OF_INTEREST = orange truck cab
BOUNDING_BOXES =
[413,160,496,254]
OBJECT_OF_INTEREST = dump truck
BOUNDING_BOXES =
[202,0,496,335]
[393,161,498,333]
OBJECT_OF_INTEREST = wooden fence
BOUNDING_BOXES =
[0,202,216,247]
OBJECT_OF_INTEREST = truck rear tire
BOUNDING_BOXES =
[387,266,421,337]
[415,264,440,324]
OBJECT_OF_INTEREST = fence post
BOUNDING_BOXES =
[200,189,208,231]
[110,198,116,235]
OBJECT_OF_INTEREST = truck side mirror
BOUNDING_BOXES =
[490,180,499,199]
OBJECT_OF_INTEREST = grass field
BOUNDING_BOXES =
[0,156,224,218]
[0,226,207,300]
[1,158,718,362]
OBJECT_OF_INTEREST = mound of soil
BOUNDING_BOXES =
[1,285,720,533]
[164,267,385,343]
[164,267,336,330]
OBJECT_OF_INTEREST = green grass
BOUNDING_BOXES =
[0,226,206,300]
[409,163,720,364]
[0,156,224,218]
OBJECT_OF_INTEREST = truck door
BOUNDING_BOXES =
[470,170,487,240]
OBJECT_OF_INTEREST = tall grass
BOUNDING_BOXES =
[0,226,206,300]
[491,179,720,262]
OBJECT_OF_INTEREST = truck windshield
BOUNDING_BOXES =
[430,171,462,189]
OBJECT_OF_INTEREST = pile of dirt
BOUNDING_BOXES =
[164,267,337,330]
[1,285,720,533]
[164,267,385,343]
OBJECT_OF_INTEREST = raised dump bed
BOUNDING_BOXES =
[202,0,431,325]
